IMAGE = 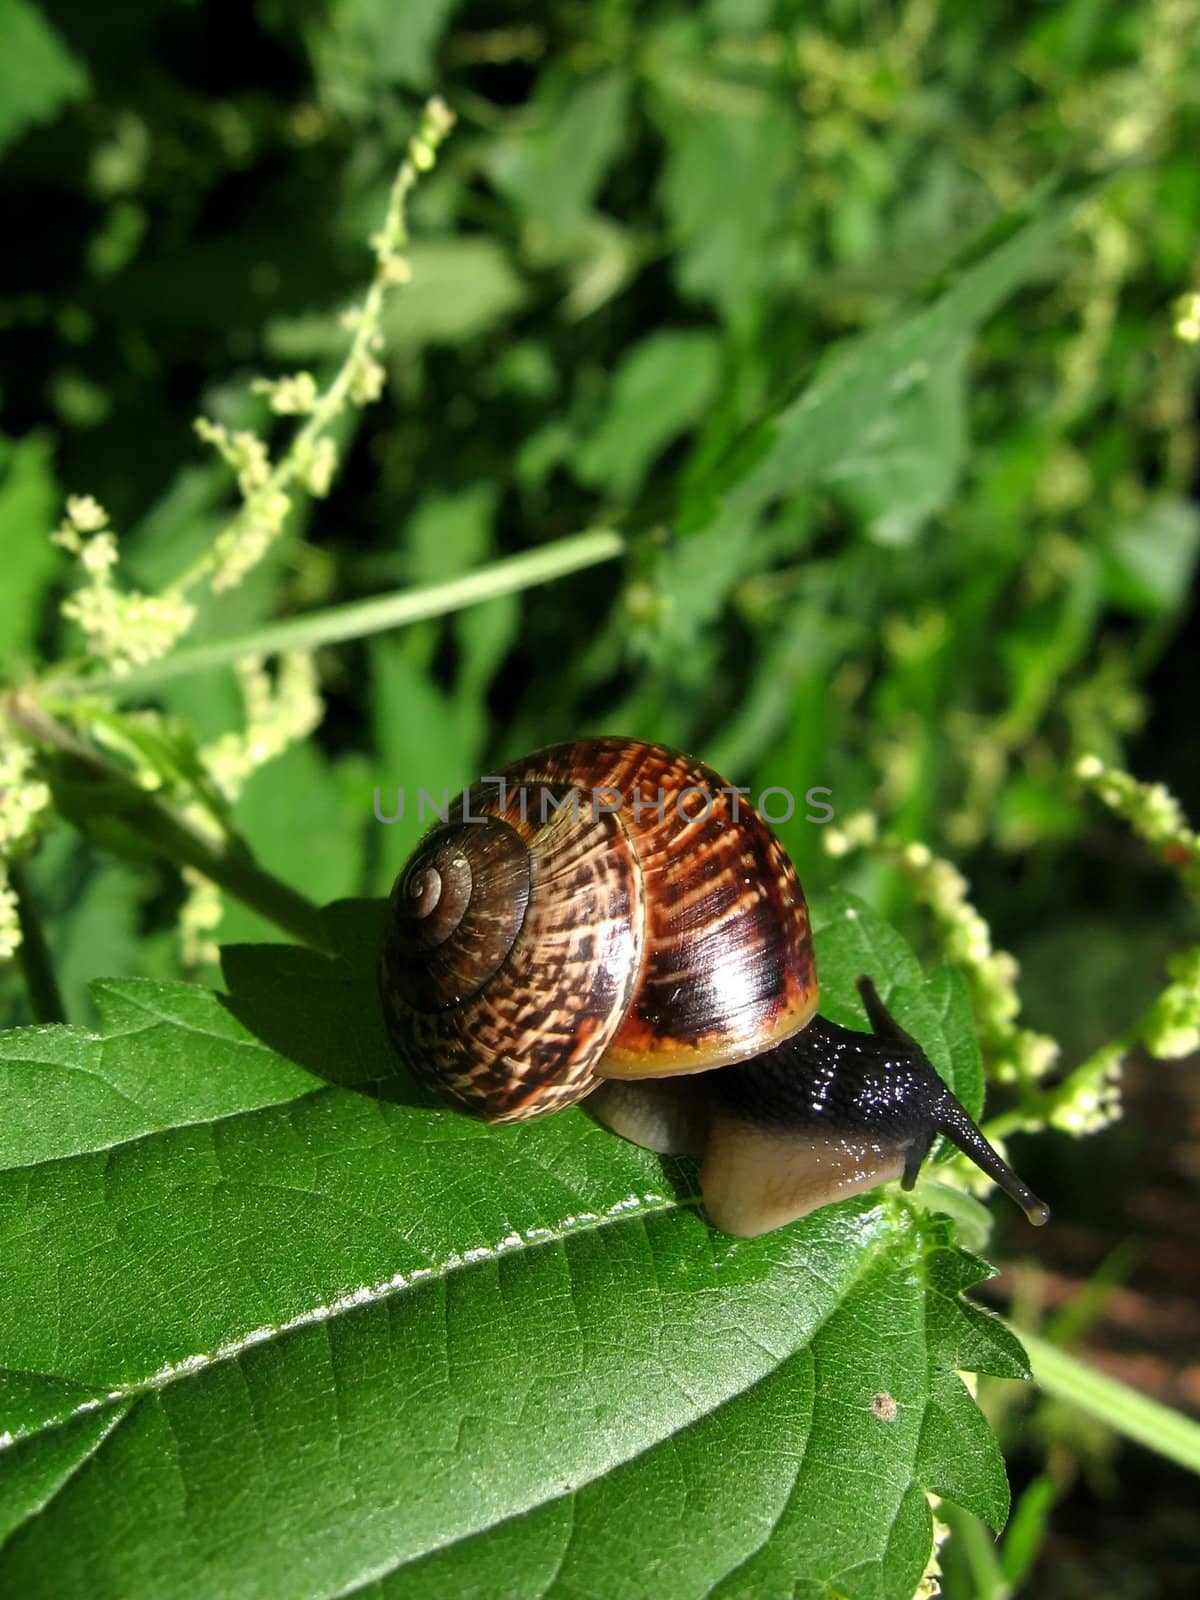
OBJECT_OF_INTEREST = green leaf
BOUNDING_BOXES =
[0,433,62,662]
[0,898,1023,1595]
[572,329,722,500]
[821,338,970,547]
[402,482,496,584]
[1000,1472,1059,1587]
[0,0,89,154]
[647,206,1068,660]
[1002,553,1104,734]
[269,239,527,359]
[0,976,316,1174]
[1101,495,1200,617]
[485,69,631,259]
[681,205,1069,535]
[922,965,985,1124]
[14,832,144,1029]
[392,483,518,702]
[220,743,370,945]
[336,0,461,90]
[649,60,803,317]
[368,640,486,880]
[383,237,529,349]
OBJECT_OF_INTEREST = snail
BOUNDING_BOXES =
[379,738,1049,1239]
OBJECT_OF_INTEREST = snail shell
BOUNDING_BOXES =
[379,737,1050,1237]
[379,737,817,1121]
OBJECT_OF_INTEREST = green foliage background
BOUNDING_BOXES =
[1,1,1199,1596]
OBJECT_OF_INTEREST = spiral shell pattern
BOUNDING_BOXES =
[379,738,818,1122]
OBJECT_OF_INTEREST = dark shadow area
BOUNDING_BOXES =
[218,897,438,1109]
[217,897,703,1211]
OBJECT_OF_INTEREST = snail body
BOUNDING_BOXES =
[379,738,1049,1238]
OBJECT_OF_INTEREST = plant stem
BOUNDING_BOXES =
[937,1501,1007,1600]
[1021,1328,1200,1475]
[56,528,626,699]
[3,696,330,953]
[124,794,331,952]
[10,861,67,1023]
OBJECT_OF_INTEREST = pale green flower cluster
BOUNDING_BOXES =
[824,812,1060,1086]
[1075,753,1200,900]
[200,654,322,802]
[53,497,198,673]
[51,98,455,629]
[815,761,1200,1153]
[1176,291,1200,344]
[189,96,455,598]
[0,878,18,963]
[1142,946,1200,1060]
[191,419,296,592]
[1036,760,1200,1134]
[0,740,51,855]
[1047,1041,1124,1136]
[0,739,53,959]
[174,652,323,967]
[178,868,225,970]
[4,100,457,980]
[252,371,319,414]
[1051,0,1199,427]
[822,809,880,858]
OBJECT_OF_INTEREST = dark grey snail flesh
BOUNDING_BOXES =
[589,977,1050,1238]
[379,737,1050,1240]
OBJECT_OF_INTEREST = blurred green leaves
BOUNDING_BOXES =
[0,433,61,664]
[715,207,1068,522]
[1102,496,1200,618]
[573,329,721,500]
[1,0,1193,1039]
[337,0,463,91]
[1,5,1198,1593]
[649,46,805,318]
[0,0,88,154]
[486,67,631,264]
[822,339,969,547]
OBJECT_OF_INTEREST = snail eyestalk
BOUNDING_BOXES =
[857,976,1050,1227]
[929,1087,1051,1226]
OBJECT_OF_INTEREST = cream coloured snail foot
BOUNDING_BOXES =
[378,737,1050,1240]
[590,977,1050,1238]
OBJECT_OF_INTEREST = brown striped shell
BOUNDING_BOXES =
[378,738,818,1123]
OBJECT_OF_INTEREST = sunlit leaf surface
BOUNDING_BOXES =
[0,898,1027,1598]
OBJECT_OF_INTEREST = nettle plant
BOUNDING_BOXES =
[1,101,1199,1600]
